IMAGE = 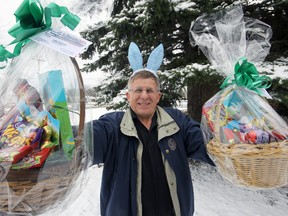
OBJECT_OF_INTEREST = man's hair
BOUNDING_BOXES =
[128,70,161,90]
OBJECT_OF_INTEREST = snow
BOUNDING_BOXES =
[81,70,107,88]
[172,1,196,12]
[1,1,288,216]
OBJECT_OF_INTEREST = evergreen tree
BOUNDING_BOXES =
[80,0,287,118]
[244,0,288,61]
[81,0,232,110]
[244,0,288,118]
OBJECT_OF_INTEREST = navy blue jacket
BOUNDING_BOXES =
[90,106,214,216]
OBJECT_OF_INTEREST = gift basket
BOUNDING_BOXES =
[189,5,288,189]
[0,0,91,215]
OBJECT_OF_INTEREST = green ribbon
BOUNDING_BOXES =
[0,0,80,66]
[220,57,271,95]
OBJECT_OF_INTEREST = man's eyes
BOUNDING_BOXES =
[133,88,155,94]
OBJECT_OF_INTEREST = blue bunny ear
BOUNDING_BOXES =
[128,42,143,72]
[146,44,164,72]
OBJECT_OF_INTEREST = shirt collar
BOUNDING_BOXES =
[130,108,157,129]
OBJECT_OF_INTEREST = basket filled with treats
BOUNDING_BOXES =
[0,1,91,215]
[189,5,288,189]
[202,85,288,189]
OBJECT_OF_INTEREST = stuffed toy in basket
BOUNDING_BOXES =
[0,1,91,215]
[189,5,288,189]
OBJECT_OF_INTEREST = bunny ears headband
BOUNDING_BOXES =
[128,42,164,77]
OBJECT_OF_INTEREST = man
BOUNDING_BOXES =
[90,42,214,216]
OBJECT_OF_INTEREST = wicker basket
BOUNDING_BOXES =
[207,139,288,188]
[0,57,86,215]
[204,86,288,189]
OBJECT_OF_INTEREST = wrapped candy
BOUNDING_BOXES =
[189,5,288,189]
[0,0,91,215]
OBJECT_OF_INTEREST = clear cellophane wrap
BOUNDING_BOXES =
[189,5,288,189]
[0,41,91,215]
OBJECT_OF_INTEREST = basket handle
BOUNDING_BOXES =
[70,57,85,148]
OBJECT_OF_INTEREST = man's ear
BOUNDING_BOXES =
[157,92,162,102]
[126,91,130,100]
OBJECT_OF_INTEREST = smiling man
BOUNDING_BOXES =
[90,42,214,216]
[126,71,161,128]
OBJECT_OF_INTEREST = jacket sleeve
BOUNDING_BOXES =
[169,108,215,166]
[91,118,108,165]
[184,114,215,166]
[88,112,121,165]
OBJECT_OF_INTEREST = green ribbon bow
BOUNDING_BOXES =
[0,0,80,67]
[220,57,271,95]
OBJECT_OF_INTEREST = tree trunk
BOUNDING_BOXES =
[187,81,220,122]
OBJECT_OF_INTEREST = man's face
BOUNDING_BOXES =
[126,77,161,121]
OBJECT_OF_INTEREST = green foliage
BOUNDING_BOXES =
[244,0,288,60]
[80,0,231,107]
[158,69,187,107]
[267,77,288,117]
[91,74,128,107]
[159,64,224,109]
